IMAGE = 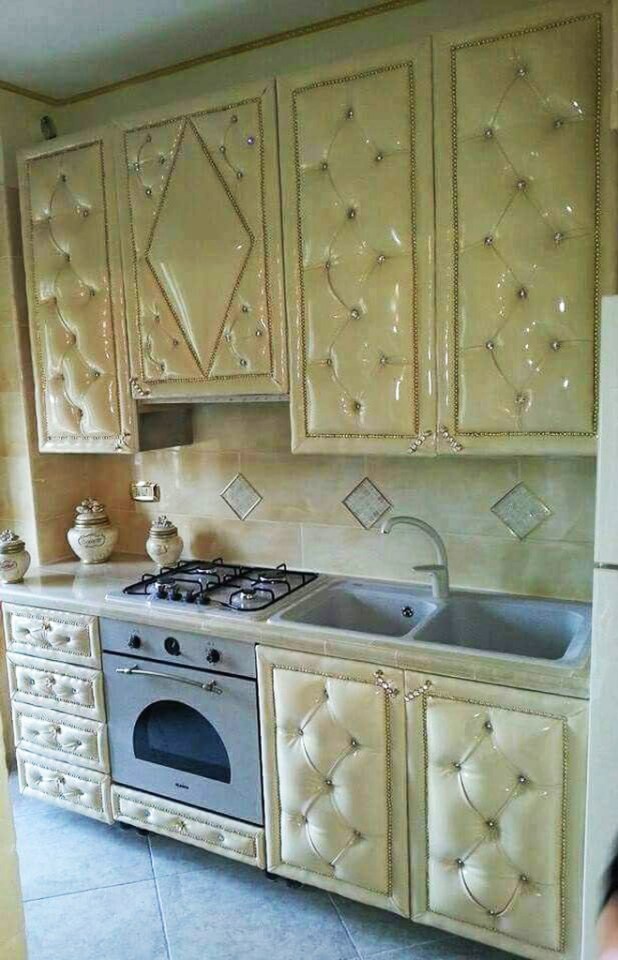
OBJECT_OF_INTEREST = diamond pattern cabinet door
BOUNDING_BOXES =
[406,672,588,960]
[18,129,137,453]
[278,42,436,456]
[434,2,616,456]
[114,81,287,400]
[256,645,409,915]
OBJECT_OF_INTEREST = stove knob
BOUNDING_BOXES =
[198,594,210,606]
[127,633,141,649]
[170,586,182,601]
[155,583,167,599]
[206,648,221,664]
[164,636,181,656]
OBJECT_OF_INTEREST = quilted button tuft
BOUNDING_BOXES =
[483,127,494,139]
[375,152,384,162]
[320,161,328,171]
[483,235,494,247]
[554,118,564,129]
[516,65,528,77]
[350,307,361,319]
[517,287,528,300]
[353,401,362,413]
[324,778,333,787]
[376,254,386,264]
[247,136,255,146]
[485,339,495,351]
[486,819,497,829]
[145,187,152,197]
[455,857,465,867]
[350,738,359,748]
[241,304,250,313]
[550,340,561,352]
[517,774,528,784]
[346,107,354,119]
[553,231,565,244]
[452,761,462,770]
[520,874,529,883]
[347,207,357,220]
[516,178,527,191]
[483,720,493,731]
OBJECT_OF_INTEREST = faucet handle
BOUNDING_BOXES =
[412,564,449,601]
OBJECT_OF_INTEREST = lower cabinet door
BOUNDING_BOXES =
[257,645,409,915]
[12,701,109,773]
[405,672,588,960]
[16,748,113,823]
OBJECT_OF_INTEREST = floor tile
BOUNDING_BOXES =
[24,879,168,960]
[331,896,451,959]
[14,796,153,900]
[156,856,358,960]
[149,831,215,879]
[371,937,516,960]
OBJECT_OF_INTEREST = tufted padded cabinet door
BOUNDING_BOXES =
[114,81,287,400]
[434,0,616,456]
[278,43,436,455]
[257,645,409,915]
[18,129,137,453]
[406,672,588,960]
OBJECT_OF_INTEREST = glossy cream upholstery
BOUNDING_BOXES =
[17,747,113,823]
[114,81,287,400]
[257,645,409,915]
[18,129,136,453]
[7,652,105,720]
[434,0,616,455]
[278,43,436,455]
[112,785,266,868]
[13,702,109,773]
[3,603,100,668]
[406,672,588,960]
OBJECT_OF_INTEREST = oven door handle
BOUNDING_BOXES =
[115,664,223,694]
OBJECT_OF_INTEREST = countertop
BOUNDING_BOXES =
[0,555,590,699]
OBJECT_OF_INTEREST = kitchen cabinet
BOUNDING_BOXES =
[277,42,436,456]
[406,671,588,960]
[256,645,410,915]
[433,2,615,456]
[113,80,287,401]
[18,129,137,453]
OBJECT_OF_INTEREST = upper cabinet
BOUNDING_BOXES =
[278,43,437,456]
[434,1,616,456]
[18,129,137,453]
[113,81,288,401]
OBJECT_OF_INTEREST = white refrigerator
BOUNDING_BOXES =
[582,295,618,959]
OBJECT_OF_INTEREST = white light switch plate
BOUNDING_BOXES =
[130,481,160,503]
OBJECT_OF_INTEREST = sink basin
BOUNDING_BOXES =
[271,579,437,639]
[414,594,590,662]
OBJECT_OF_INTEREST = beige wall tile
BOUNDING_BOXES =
[0,456,33,518]
[31,453,91,521]
[519,457,596,544]
[37,511,75,563]
[0,394,29,456]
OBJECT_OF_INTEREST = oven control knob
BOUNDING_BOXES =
[164,636,181,656]
[206,648,221,664]
[127,634,141,649]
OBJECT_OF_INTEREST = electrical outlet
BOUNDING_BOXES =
[130,481,160,503]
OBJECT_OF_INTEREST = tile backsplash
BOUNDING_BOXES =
[83,402,596,602]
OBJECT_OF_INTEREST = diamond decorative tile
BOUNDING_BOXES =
[343,477,391,529]
[221,473,262,520]
[491,481,552,540]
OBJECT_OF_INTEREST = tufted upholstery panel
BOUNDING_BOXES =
[111,785,265,868]
[434,1,616,455]
[3,603,100,668]
[12,702,109,773]
[278,43,436,455]
[7,652,105,721]
[257,645,409,915]
[17,748,112,822]
[114,81,287,400]
[18,129,136,453]
[406,672,588,960]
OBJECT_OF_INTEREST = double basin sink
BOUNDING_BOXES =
[270,578,590,665]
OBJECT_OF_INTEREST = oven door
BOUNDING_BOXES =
[103,652,263,824]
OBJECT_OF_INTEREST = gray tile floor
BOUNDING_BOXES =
[10,775,514,960]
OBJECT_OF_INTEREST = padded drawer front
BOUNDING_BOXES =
[17,748,112,823]
[3,603,100,667]
[12,702,109,773]
[7,653,105,720]
[111,785,265,869]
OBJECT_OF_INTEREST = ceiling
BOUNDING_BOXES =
[0,0,390,101]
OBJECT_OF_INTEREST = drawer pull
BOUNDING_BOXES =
[115,664,222,695]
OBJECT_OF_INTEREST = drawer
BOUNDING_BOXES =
[7,653,105,721]
[12,702,109,773]
[111,785,266,869]
[3,603,100,667]
[17,748,112,823]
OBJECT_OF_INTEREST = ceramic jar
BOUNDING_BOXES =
[67,498,118,564]
[146,516,183,570]
[0,529,31,583]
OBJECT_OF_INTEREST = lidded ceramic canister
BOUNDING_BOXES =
[0,529,30,583]
[146,515,183,570]
[67,498,118,564]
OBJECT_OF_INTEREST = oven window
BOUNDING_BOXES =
[133,700,231,783]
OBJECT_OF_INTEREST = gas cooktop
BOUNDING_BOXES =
[106,559,319,617]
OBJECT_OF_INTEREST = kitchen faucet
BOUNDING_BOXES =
[380,515,450,600]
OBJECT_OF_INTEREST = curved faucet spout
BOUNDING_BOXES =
[380,515,450,600]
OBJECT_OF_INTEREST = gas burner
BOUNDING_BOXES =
[114,559,318,615]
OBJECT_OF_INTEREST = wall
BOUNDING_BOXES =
[87,402,596,601]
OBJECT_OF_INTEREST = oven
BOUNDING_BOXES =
[100,619,263,825]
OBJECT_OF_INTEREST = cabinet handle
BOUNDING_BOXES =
[404,679,433,702]
[374,670,399,697]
